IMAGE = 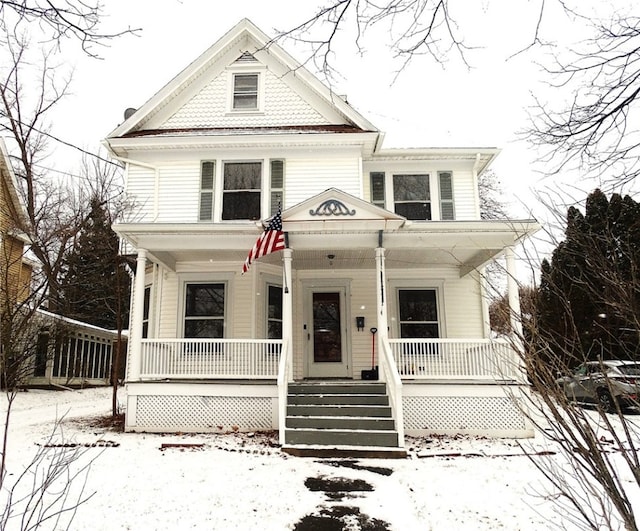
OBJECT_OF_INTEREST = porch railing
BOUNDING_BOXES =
[389,338,522,381]
[140,339,282,379]
[378,337,405,447]
[277,339,292,445]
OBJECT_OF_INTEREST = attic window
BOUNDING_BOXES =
[232,73,259,110]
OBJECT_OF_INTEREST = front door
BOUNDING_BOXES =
[305,287,350,378]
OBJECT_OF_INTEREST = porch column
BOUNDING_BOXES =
[505,246,523,339]
[375,246,389,344]
[128,248,147,382]
[282,248,294,381]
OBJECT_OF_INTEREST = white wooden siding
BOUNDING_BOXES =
[451,169,477,221]
[126,165,155,222]
[158,270,179,338]
[156,164,200,223]
[162,69,331,129]
[285,157,362,207]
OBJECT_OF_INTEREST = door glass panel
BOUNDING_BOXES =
[313,292,342,363]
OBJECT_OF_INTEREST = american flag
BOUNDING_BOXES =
[242,207,285,274]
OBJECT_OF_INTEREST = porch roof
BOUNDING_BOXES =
[114,218,540,275]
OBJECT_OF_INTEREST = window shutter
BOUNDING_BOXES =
[370,172,385,208]
[439,172,454,220]
[270,159,284,215]
[199,161,215,221]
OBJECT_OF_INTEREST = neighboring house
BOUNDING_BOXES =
[1,139,121,389]
[104,19,540,456]
[0,138,32,312]
[26,309,125,389]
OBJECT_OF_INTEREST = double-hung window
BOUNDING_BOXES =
[184,283,225,338]
[398,289,440,338]
[393,174,431,220]
[232,73,259,110]
[222,162,262,220]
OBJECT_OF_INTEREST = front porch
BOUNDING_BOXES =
[124,337,533,444]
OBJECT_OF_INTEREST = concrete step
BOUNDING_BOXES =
[286,415,396,430]
[288,393,389,406]
[286,404,393,418]
[285,428,399,447]
[288,382,386,395]
[281,445,407,459]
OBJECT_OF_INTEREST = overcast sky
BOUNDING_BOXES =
[23,0,634,222]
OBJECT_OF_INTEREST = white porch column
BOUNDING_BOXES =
[128,248,147,382]
[505,246,523,339]
[282,248,294,381]
[375,246,389,346]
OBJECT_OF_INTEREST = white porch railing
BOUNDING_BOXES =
[378,337,405,447]
[277,339,292,444]
[140,339,282,379]
[389,338,521,381]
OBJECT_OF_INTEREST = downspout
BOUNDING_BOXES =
[472,153,482,219]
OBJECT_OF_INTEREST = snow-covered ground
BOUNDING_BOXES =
[0,387,630,530]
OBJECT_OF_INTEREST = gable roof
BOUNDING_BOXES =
[106,19,379,141]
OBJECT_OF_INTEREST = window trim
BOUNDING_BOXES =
[227,67,265,113]
[388,280,445,338]
[265,282,283,340]
[391,173,432,221]
[178,274,233,338]
[221,160,263,221]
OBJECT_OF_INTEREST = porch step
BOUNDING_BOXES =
[283,381,404,458]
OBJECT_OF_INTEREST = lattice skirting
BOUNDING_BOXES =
[126,383,277,433]
[403,390,532,437]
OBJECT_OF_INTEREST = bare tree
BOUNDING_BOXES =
[487,188,640,530]
[275,0,574,78]
[0,0,139,57]
[527,13,640,185]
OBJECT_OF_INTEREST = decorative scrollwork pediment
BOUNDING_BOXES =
[309,199,356,217]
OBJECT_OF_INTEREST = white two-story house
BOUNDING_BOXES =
[104,19,539,457]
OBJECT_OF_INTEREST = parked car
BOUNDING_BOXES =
[556,360,640,412]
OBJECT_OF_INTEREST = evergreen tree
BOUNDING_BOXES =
[60,197,130,330]
[535,189,640,367]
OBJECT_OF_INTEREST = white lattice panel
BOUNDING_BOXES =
[135,395,273,431]
[403,395,527,433]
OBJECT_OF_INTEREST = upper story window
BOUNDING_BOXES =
[232,73,259,110]
[393,174,431,220]
[222,161,262,220]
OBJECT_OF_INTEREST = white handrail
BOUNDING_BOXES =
[277,338,291,445]
[378,337,404,448]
